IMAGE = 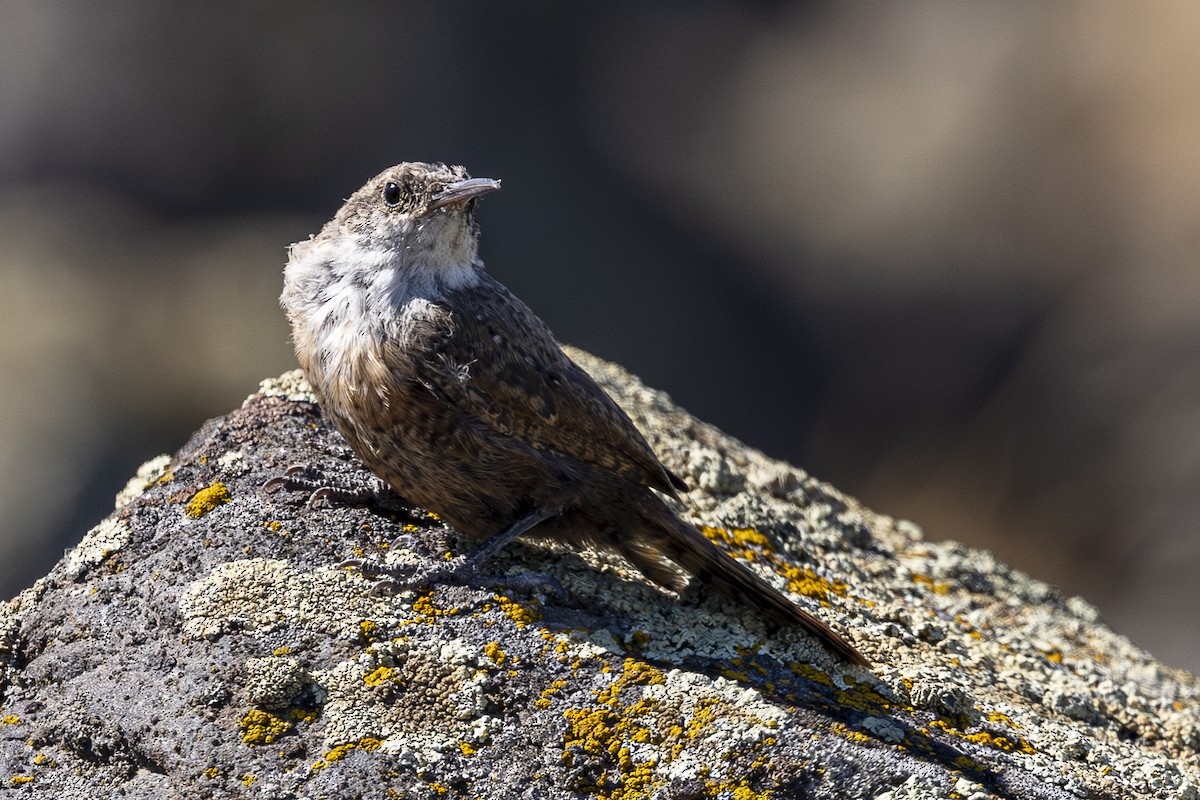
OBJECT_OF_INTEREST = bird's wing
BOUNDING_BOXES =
[398,275,687,497]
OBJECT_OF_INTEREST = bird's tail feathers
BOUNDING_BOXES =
[623,495,870,668]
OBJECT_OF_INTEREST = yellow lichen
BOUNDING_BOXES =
[563,707,626,761]
[1,715,18,725]
[358,620,378,640]
[953,754,984,771]
[411,592,461,622]
[911,573,953,595]
[928,718,1034,755]
[961,729,1034,754]
[493,594,540,627]
[289,707,319,724]
[684,697,720,741]
[561,660,672,799]
[779,563,848,602]
[324,737,383,762]
[459,740,477,756]
[185,483,231,518]
[985,710,1016,726]
[484,641,507,665]
[841,730,872,745]
[9,775,33,786]
[203,767,223,779]
[698,526,778,565]
[706,778,775,799]
[272,646,292,656]
[241,774,256,787]
[700,526,855,608]
[239,709,292,745]
[363,666,395,686]
[537,678,569,710]
[828,675,892,716]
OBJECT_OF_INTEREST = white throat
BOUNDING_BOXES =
[306,227,481,308]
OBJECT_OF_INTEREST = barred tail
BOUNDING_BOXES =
[617,495,870,668]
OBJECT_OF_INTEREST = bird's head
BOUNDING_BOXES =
[286,162,501,307]
[335,161,500,275]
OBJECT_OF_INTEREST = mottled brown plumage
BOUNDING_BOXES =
[280,162,869,667]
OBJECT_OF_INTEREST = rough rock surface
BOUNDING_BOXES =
[1,349,1197,799]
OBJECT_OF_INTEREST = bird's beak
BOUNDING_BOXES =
[429,177,502,211]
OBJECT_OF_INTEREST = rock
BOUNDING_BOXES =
[1,349,1197,798]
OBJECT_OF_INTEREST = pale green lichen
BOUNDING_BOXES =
[178,559,379,640]
[114,453,172,507]
[62,518,131,579]
[253,369,317,404]
[244,655,310,710]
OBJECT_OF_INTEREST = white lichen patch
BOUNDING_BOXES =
[898,666,976,719]
[952,777,991,800]
[683,445,746,496]
[244,655,311,710]
[862,716,905,744]
[216,449,245,469]
[114,454,172,507]
[0,578,51,668]
[315,635,498,769]
[873,775,949,800]
[743,460,808,499]
[62,518,131,579]
[569,628,625,659]
[252,369,317,404]
[178,558,386,640]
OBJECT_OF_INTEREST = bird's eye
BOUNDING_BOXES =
[382,181,402,207]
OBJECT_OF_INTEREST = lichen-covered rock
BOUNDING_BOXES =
[0,350,1197,798]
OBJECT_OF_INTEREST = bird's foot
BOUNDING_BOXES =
[338,555,466,595]
[262,465,410,514]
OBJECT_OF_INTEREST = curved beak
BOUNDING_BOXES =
[429,177,501,211]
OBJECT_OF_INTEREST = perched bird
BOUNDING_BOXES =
[280,162,868,667]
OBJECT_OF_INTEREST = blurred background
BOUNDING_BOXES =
[1,2,1198,670]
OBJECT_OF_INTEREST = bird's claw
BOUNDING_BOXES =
[262,465,401,511]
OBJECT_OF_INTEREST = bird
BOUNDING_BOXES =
[279,161,869,667]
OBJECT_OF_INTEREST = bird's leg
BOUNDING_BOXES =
[342,507,561,594]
